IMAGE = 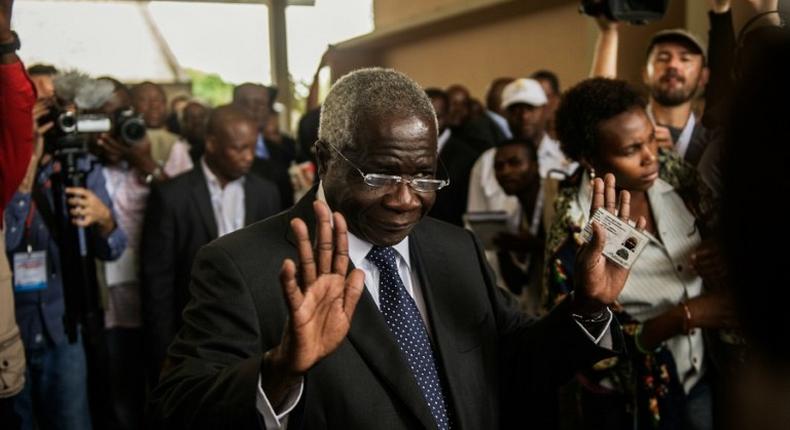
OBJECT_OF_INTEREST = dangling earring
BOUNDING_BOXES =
[589,167,596,180]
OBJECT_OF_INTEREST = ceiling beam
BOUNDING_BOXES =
[145,0,314,5]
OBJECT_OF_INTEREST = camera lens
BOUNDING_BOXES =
[114,109,147,145]
[58,112,77,133]
[120,120,146,144]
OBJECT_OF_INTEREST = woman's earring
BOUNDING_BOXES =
[589,167,596,180]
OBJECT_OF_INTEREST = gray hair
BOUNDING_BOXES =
[318,68,437,153]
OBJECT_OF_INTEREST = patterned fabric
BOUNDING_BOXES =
[542,149,717,429]
[366,246,452,430]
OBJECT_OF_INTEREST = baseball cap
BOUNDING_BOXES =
[500,78,547,110]
[647,29,707,60]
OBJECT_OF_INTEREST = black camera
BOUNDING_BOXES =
[55,111,111,135]
[580,0,669,25]
[112,108,147,145]
[44,108,146,153]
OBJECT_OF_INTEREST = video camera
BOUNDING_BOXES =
[43,108,147,153]
[41,72,146,155]
[36,72,149,345]
[579,0,669,25]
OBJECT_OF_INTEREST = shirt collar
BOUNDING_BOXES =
[317,181,411,270]
[201,156,245,190]
[437,128,451,154]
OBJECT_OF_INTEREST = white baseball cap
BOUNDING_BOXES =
[500,78,548,110]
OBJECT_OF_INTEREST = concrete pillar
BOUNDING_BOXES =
[268,0,292,132]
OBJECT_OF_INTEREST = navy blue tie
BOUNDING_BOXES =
[366,246,452,430]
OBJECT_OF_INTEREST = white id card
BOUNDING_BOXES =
[13,250,48,292]
[581,208,649,269]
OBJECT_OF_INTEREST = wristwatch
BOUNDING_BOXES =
[143,166,163,185]
[0,31,21,55]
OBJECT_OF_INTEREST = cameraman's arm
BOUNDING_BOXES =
[97,134,168,183]
[17,105,50,195]
[90,166,125,260]
[1,0,19,65]
[0,1,35,214]
[71,166,127,261]
[589,16,619,78]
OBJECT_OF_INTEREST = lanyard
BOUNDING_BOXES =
[24,200,37,254]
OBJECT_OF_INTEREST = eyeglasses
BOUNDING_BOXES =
[324,141,450,193]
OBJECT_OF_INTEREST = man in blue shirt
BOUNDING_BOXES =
[5,151,126,430]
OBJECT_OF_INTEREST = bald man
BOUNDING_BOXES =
[140,105,281,386]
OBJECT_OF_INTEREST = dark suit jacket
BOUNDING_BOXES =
[151,188,621,429]
[429,135,479,227]
[140,167,281,384]
[452,114,506,155]
[684,122,716,167]
[251,157,294,210]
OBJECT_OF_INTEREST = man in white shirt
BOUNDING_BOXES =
[467,78,576,289]
[151,68,637,430]
[467,78,576,223]
[643,29,713,166]
[140,105,281,389]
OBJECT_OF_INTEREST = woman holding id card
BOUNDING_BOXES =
[544,78,735,430]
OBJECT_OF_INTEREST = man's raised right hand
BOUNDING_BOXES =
[261,200,365,405]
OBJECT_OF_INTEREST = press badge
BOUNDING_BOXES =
[13,250,48,292]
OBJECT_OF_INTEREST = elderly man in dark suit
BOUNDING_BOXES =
[152,68,642,429]
[140,105,281,387]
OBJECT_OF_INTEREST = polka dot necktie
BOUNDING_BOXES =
[366,246,452,430]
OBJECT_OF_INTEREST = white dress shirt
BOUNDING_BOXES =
[101,141,193,328]
[466,134,577,290]
[466,133,577,225]
[201,157,246,237]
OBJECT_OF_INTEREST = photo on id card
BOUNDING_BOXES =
[581,208,649,269]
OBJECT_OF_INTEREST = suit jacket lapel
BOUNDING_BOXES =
[284,189,437,429]
[346,291,437,429]
[190,167,219,239]
[243,175,258,226]
[409,227,472,430]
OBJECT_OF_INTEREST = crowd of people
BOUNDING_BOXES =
[2,0,789,429]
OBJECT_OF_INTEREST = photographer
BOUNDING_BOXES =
[588,0,736,170]
[92,77,192,430]
[3,75,127,429]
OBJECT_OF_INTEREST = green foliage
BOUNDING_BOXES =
[185,68,234,106]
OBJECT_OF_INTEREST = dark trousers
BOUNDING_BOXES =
[0,396,22,430]
[105,327,146,430]
[14,336,91,430]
